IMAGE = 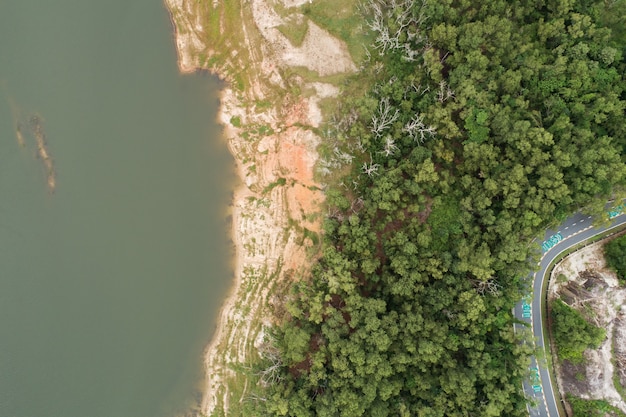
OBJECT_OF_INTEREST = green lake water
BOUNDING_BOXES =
[0,2,234,417]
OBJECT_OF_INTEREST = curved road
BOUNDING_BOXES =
[514,209,626,417]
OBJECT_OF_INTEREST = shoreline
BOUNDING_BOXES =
[200,87,255,413]
[164,0,355,414]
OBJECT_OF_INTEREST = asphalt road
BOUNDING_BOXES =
[514,209,626,417]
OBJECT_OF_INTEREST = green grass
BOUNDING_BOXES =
[194,0,266,93]
[263,177,288,194]
[300,0,374,63]
[612,338,626,403]
[567,395,626,417]
[254,99,273,111]
[277,18,309,47]
[303,227,320,246]
[230,115,242,128]
[281,65,354,86]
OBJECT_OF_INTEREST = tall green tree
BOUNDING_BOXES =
[260,0,626,415]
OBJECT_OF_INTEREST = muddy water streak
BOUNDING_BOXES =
[0,2,234,417]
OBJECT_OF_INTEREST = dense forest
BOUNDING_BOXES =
[258,0,626,415]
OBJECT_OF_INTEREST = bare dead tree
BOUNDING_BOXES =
[334,146,355,165]
[473,279,502,296]
[371,97,399,138]
[362,161,380,176]
[317,166,331,177]
[402,113,436,143]
[317,157,334,176]
[330,107,360,132]
[346,136,367,154]
[362,42,372,65]
[245,392,268,403]
[437,79,455,103]
[402,113,424,137]
[321,125,334,140]
[351,196,365,214]
[257,334,284,387]
[328,205,339,218]
[327,205,344,221]
[366,0,429,61]
[403,81,429,99]
[412,82,430,95]
[367,0,398,54]
[362,160,381,176]
[346,108,360,127]
[442,308,456,320]
[380,135,399,157]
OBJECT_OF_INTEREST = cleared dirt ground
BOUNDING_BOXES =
[549,237,626,414]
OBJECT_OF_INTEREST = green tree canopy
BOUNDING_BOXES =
[552,299,606,364]
[259,0,626,415]
[604,234,626,284]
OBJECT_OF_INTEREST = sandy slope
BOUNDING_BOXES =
[164,0,356,414]
[550,240,626,413]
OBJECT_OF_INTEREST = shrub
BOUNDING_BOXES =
[552,299,606,364]
[604,234,626,284]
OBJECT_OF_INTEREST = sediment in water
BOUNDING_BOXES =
[15,122,25,147]
[29,114,56,193]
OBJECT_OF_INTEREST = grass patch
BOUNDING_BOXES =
[300,0,374,63]
[604,234,626,284]
[256,124,274,136]
[263,177,288,194]
[277,18,309,47]
[303,227,320,246]
[230,115,242,127]
[279,65,350,87]
[567,395,626,417]
[254,99,273,111]
[193,0,267,93]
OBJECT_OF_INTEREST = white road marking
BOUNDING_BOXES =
[526,209,626,416]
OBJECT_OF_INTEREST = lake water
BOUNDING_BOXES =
[0,2,234,417]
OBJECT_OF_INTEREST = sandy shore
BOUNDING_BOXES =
[164,0,355,414]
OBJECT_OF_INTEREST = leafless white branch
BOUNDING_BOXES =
[473,279,501,296]
[371,97,399,138]
[362,160,380,176]
[437,80,455,103]
[402,113,436,143]
[379,135,399,156]
[366,0,429,61]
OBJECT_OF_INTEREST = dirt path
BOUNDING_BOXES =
[164,0,356,414]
